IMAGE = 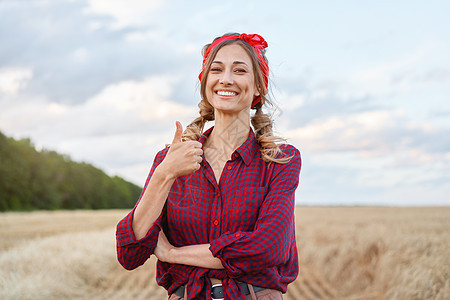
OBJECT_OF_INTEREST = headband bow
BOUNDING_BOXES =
[199,33,269,108]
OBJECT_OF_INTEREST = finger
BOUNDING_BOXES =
[171,121,183,144]
[192,141,203,148]
[195,148,203,156]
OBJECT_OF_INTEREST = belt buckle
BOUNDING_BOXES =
[211,283,224,300]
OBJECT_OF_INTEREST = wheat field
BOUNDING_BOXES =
[0,207,448,299]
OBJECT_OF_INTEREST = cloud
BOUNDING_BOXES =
[349,41,450,97]
[0,0,188,104]
[0,75,197,184]
[276,40,450,124]
[286,109,450,160]
[296,159,450,206]
[0,67,33,95]
[84,0,165,29]
[3,75,197,134]
[274,44,450,206]
[285,108,450,205]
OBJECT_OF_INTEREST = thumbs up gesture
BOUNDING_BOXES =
[171,120,184,145]
[160,121,203,179]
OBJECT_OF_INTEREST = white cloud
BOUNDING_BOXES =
[286,109,449,164]
[0,0,179,104]
[84,0,165,29]
[71,48,90,63]
[0,76,197,184]
[343,40,450,99]
[2,75,195,133]
[286,110,399,154]
[0,67,33,96]
[84,76,196,122]
[285,108,450,205]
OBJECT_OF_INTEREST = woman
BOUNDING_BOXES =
[116,33,301,300]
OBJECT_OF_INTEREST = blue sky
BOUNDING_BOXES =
[1,0,449,205]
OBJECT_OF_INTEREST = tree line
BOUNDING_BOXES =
[0,131,142,211]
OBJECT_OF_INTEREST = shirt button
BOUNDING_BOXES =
[213,219,219,226]
[226,165,232,170]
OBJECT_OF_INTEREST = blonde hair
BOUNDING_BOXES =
[183,34,292,164]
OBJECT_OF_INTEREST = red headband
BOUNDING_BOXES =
[198,33,269,108]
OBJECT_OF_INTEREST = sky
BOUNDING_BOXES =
[1,0,449,206]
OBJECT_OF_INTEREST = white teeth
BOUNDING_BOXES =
[217,91,237,96]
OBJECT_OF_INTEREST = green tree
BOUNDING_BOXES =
[0,131,141,211]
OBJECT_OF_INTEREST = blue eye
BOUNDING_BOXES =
[210,68,222,72]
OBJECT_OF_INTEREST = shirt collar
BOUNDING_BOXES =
[198,126,259,166]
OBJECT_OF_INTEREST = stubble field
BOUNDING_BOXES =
[0,207,448,299]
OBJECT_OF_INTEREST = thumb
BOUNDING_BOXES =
[171,121,183,144]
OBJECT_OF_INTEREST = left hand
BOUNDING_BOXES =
[154,230,175,263]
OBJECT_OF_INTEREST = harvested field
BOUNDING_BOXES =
[0,207,449,299]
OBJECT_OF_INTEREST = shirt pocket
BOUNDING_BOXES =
[167,183,207,208]
[226,186,266,230]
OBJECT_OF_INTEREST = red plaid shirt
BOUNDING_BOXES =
[116,127,301,299]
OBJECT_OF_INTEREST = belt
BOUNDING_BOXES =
[174,282,266,299]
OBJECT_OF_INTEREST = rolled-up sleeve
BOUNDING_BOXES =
[209,146,301,277]
[116,148,167,270]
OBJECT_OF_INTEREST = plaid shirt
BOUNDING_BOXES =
[116,127,301,299]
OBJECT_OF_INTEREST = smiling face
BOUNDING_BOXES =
[204,43,260,115]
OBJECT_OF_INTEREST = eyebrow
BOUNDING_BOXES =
[212,60,249,67]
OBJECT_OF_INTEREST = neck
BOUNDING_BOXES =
[206,109,250,156]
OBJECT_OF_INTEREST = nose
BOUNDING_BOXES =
[219,69,233,85]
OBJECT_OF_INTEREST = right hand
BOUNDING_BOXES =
[154,230,175,263]
[159,121,203,179]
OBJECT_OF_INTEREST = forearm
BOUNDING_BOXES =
[168,244,224,269]
[132,164,175,240]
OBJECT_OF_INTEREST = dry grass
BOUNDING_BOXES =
[0,207,448,299]
[292,207,450,300]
